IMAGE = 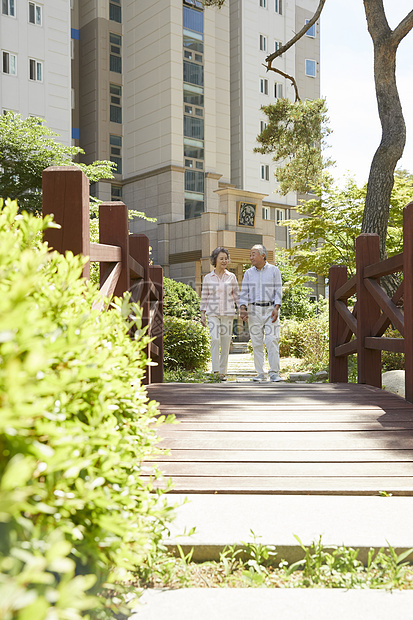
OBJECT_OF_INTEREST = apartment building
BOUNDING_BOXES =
[0,0,72,143]
[1,0,323,296]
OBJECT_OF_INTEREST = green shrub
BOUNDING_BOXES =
[279,305,329,372]
[0,199,174,619]
[163,277,200,320]
[382,326,404,371]
[163,316,210,371]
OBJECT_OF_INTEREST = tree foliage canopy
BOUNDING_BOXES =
[0,113,115,214]
[284,170,413,278]
[255,98,333,195]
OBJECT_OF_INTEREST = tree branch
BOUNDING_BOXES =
[392,9,413,45]
[264,65,301,101]
[265,0,326,65]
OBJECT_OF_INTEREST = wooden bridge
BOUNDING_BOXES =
[41,168,413,496]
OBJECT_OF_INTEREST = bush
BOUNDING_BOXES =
[163,277,200,320]
[382,326,404,371]
[279,304,329,372]
[163,316,210,371]
[0,199,173,619]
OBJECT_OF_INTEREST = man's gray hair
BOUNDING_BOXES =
[251,244,267,259]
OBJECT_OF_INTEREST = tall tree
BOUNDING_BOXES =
[207,0,413,260]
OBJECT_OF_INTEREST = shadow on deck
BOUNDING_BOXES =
[145,382,413,496]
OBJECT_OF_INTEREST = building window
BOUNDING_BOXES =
[110,83,122,123]
[260,120,267,133]
[109,0,121,23]
[183,31,204,54]
[2,51,17,75]
[185,170,204,194]
[29,58,42,81]
[110,33,122,73]
[183,60,204,86]
[274,40,282,52]
[29,2,42,25]
[2,0,15,16]
[276,209,285,225]
[259,35,267,52]
[305,19,316,38]
[183,5,203,34]
[305,59,316,77]
[260,78,268,95]
[184,115,204,140]
[274,0,282,15]
[261,164,269,181]
[262,206,270,220]
[110,134,122,174]
[111,185,122,201]
[184,84,204,107]
[259,0,267,7]
[185,196,204,219]
[274,82,283,98]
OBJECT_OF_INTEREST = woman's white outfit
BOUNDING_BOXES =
[200,270,239,374]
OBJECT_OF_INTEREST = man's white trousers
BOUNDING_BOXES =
[248,306,280,376]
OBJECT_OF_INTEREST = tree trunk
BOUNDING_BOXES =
[362,2,413,260]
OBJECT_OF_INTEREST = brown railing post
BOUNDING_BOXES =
[129,234,151,384]
[356,234,381,387]
[403,202,413,403]
[99,202,130,297]
[329,265,348,382]
[149,265,164,383]
[42,166,90,278]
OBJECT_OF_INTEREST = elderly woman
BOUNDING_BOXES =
[200,247,239,380]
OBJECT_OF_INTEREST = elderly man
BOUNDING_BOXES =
[239,244,283,382]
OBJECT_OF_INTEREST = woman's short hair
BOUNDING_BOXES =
[210,246,229,267]
[251,244,267,259]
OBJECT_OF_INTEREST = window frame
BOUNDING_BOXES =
[109,33,122,74]
[2,50,17,75]
[28,2,43,26]
[274,82,283,99]
[2,0,16,17]
[260,164,270,181]
[305,59,316,78]
[110,83,122,124]
[109,0,121,23]
[274,0,282,15]
[259,0,267,8]
[259,34,267,52]
[29,58,43,82]
[260,78,268,95]
[305,19,316,38]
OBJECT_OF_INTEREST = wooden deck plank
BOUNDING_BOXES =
[157,437,413,450]
[142,476,413,495]
[152,449,413,463]
[158,422,413,431]
[143,461,413,476]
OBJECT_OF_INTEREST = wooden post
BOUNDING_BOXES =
[356,234,381,387]
[42,166,90,278]
[129,234,151,384]
[403,202,413,403]
[149,265,164,383]
[99,202,130,297]
[329,265,348,383]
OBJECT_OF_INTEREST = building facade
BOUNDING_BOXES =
[1,0,323,297]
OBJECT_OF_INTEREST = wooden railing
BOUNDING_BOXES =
[42,166,163,384]
[329,201,413,402]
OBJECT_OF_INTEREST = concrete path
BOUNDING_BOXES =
[131,589,413,619]
[163,494,413,563]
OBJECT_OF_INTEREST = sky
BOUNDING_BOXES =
[320,0,413,186]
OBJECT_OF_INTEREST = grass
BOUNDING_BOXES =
[132,535,413,590]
